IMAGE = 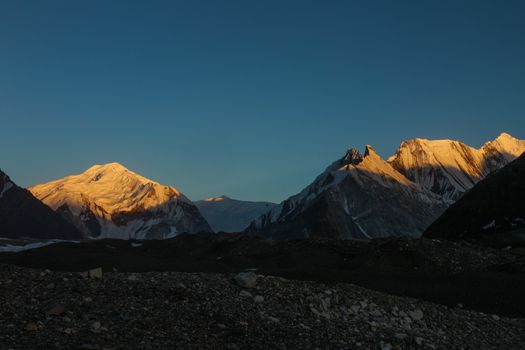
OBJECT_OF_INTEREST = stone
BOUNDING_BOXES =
[47,304,65,316]
[91,321,101,330]
[239,290,252,298]
[254,295,264,303]
[409,309,424,321]
[127,275,138,281]
[370,310,383,318]
[88,268,103,279]
[233,272,257,288]
[25,323,38,331]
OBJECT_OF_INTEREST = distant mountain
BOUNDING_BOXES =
[247,146,448,239]
[389,133,525,201]
[424,151,525,243]
[30,163,211,239]
[0,169,81,240]
[194,195,277,232]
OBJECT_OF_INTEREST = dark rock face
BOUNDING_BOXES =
[0,170,81,240]
[424,152,525,244]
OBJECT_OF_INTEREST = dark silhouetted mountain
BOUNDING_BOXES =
[194,196,277,232]
[0,169,81,240]
[424,151,525,243]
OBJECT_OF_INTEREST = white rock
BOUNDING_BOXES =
[88,268,103,279]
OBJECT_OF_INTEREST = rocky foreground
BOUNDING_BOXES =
[0,264,523,350]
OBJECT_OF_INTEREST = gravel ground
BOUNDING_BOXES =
[0,264,523,350]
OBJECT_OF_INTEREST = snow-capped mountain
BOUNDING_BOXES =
[424,151,525,243]
[194,195,277,232]
[247,146,448,239]
[0,169,81,240]
[29,163,211,239]
[389,133,525,201]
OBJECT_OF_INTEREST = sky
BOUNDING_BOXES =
[1,0,524,202]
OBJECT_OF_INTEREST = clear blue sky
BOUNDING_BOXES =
[1,0,524,202]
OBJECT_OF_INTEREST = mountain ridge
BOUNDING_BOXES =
[248,133,525,239]
[194,196,277,232]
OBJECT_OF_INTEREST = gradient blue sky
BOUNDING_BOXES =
[1,0,524,202]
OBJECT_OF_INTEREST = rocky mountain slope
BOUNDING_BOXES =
[29,163,211,239]
[389,133,525,201]
[0,169,81,240]
[424,151,525,243]
[248,146,448,239]
[194,196,277,232]
[249,133,524,240]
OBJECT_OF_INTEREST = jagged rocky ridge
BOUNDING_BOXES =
[29,163,211,239]
[424,151,525,242]
[389,133,525,201]
[0,169,81,240]
[249,133,525,239]
[247,146,448,239]
[194,196,277,232]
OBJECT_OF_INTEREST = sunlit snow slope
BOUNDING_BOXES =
[388,133,525,201]
[30,163,211,239]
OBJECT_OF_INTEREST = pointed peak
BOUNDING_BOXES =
[340,148,363,166]
[364,144,380,158]
[495,132,516,141]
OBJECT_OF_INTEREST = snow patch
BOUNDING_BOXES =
[0,239,79,253]
[482,220,496,230]
[0,181,13,199]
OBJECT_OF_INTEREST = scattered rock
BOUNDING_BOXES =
[0,264,523,349]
